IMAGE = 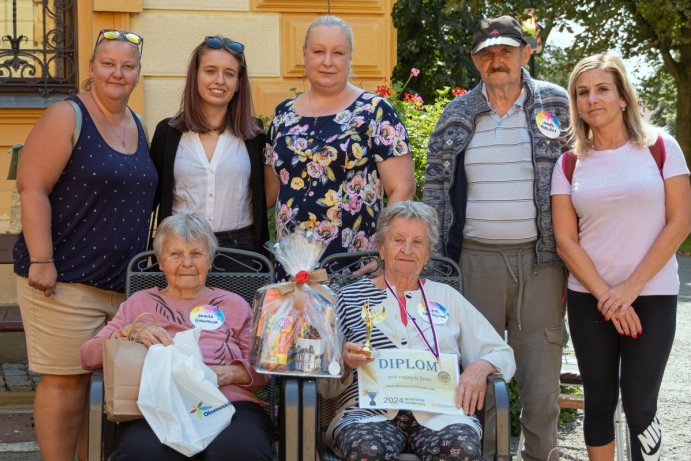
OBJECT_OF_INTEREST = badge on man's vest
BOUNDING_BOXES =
[536,111,561,139]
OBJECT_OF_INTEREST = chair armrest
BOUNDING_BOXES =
[281,377,300,461]
[88,371,104,461]
[301,380,317,461]
[88,370,118,461]
[492,374,510,461]
[478,373,510,461]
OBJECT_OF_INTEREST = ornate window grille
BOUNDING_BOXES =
[0,0,77,97]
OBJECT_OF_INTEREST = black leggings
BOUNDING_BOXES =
[567,290,676,460]
[111,401,274,461]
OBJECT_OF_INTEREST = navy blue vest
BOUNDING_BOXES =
[14,96,158,292]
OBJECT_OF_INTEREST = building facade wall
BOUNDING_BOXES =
[0,0,396,232]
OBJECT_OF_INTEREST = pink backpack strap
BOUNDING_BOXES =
[648,135,665,176]
[562,151,578,184]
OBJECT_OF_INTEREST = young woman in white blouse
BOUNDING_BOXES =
[151,36,268,269]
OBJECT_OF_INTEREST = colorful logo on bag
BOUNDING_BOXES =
[189,305,224,330]
[190,400,233,419]
[190,401,213,419]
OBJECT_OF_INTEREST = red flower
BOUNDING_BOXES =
[452,87,468,97]
[402,92,423,105]
[375,84,392,97]
[294,270,310,284]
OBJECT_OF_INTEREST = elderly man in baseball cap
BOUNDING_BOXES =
[424,15,571,461]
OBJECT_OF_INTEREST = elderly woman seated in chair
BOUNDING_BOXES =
[80,213,273,461]
[319,201,515,461]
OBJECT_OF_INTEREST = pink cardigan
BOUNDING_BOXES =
[81,287,269,406]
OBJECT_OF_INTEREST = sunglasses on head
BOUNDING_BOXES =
[95,29,144,53]
[204,36,245,56]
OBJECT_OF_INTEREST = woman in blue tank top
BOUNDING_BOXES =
[13,30,157,460]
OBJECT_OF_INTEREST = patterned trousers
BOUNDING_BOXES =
[334,411,481,461]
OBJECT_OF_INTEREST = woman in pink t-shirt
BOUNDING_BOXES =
[81,214,273,461]
[551,54,691,461]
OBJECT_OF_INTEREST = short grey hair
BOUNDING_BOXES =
[153,213,218,264]
[303,15,354,52]
[374,201,439,254]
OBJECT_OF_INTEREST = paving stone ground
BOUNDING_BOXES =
[0,413,35,443]
[0,363,38,392]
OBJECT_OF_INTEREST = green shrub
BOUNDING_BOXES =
[375,70,466,199]
[508,380,581,436]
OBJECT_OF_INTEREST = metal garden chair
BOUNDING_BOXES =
[297,251,511,461]
[86,248,299,461]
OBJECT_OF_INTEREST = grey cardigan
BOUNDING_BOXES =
[423,69,570,267]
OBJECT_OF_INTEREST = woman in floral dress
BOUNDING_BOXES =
[265,15,415,268]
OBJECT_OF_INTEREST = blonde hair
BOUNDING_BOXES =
[81,37,142,91]
[567,53,656,157]
[303,15,354,52]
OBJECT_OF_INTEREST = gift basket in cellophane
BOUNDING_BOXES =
[251,232,344,378]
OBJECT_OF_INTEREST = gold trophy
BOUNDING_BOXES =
[360,299,386,357]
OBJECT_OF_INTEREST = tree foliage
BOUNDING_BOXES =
[391,0,482,103]
[638,67,677,135]
[534,45,572,90]
[441,0,691,160]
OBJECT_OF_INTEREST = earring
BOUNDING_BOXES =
[621,106,626,112]
[578,113,582,119]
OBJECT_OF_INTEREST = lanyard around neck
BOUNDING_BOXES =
[383,277,440,362]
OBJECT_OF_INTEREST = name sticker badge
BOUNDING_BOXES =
[536,111,561,139]
[417,301,449,324]
[189,304,225,330]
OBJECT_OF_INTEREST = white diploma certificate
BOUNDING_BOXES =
[357,349,462,415]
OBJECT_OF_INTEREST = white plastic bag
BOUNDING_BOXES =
[137,328,235,456]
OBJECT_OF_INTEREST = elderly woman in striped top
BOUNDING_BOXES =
[319,201,515,461]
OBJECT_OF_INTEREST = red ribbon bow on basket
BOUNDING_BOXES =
[276,268,335,310]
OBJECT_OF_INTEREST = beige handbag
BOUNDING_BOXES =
[102,315,152,422]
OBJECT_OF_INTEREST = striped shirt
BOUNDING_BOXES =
[463,85,537,244]
[318,278,516,451]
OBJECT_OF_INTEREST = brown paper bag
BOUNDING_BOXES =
[103,338,148,422]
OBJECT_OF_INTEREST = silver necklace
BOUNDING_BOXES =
[304,92,320,126]
[94,101,128,149]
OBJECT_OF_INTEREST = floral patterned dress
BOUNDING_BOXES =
[265,91,411,266]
